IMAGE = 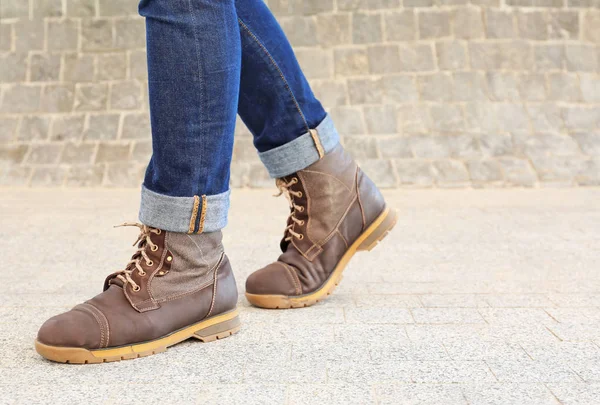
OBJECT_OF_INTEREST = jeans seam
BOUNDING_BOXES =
[238,17,310,133]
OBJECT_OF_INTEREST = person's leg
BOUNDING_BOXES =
[35,0,241,364]
[236,1,397,309]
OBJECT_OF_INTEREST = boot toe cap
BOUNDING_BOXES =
[245,262,299,296]
[37,307,102,349]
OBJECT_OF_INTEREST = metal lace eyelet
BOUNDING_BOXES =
[146,260,153,267]
[298,206,305,212]
[138,271,146,277]
[132,285,141,292]
[298,234,304,240]
[156,229,162,235]
[299,220,305,226]
[297,191,303,198]
[151,245,158,252]
[292,177,298,184]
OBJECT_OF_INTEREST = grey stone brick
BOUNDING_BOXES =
[496,104,530,132]
[0,167,32,186]
[583,11,600,43]
[453,72,488,102]
[316,15,351,47]
[82,19,114,51]
[471,0,501,5]
[453,8,484,39]
[110,81,142,110]
[98,0,139,16]
[67,0,96,16]
[519,74,547,101]
[485,10,516,39]
[279,16,317,47]
[40,85,75,113]
[122,113,151,139]
[410,135,451,158]
[517,11,548,40]
[47,20,78,50]
[578,157,600,185]
[430,104,465,132]
[498,157,537,187]
[467,159,503,182]
[352,13,382,44]
[329,106,365,135]
[115,18,146,49]
[26,143,63,164]
[0,24,11,51]
[265,0,303,16]
[487,73,520,101]
[61,143,96,164]
[338,0,400,9]
[404,0,435,6]
[14,20,44,51]
[0,1,28,18]
[531,155,585,182]
[85,114,121,140]
[95,143,131,163]
[527,104,564,133]
[470,41,532,70]
[382,75,419,103]
[378,137,412,158]
[64,54,95,82]
[131,141,152,162]
[247,163,272,188]
[384,10,416,41]
[419,74,453,102]
[0,144,28,165]
[343,136,379,159]
[419,11,451,39]
[464,102,499,132]
[571,133,600,155]
[368,45,401,74]
[30,167,67,187]
[395,159,435,186]
[0,53,27,82]
[433,160,470,185]
[97,53,127,80]
[65,165,105,187]
[436,41,467,70]
[448,134,481,158]
[294,49,332,79]
[565,45,598,72]
[547,11,579,40]
[348,78,383,104]
[397,44,435,71]
[356,159,397,187]
[105,162,145,187]
[0,85,41,113]
[130,50,148,80]
[364,105,397,134]
[534,44,564,71]
[311,80,348,107]
[302,0,334,15]
[562,107,600,130]
[74,84,108,111]
[0,118,19,143]
[232,138,257,161]
[17,116,50,142]
[508,0,564,5]
[50,115,85,142]
[30,54,61,82]
[334,48,369,76]
[548,73,581,102]
[580,74,600,103]
[518,133,580,157]
[397,105,431,133]
[32,0,63,17]
[480,134,513,157]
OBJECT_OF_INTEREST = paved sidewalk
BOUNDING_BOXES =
[1,188,599,405]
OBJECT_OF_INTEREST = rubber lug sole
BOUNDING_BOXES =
[34,309,240,364]
[246,205,398,309]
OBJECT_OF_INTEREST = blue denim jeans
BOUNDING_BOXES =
[138,0,340,233]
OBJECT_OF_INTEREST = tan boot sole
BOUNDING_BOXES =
[34,309,240,364]
[246,206,398,309]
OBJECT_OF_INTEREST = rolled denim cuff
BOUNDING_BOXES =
[139,185,229,233]
[259,114,340,178]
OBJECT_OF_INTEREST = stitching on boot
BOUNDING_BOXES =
[205,252,224,319]
[310,129,325,159]
[300,169,352,192]
[188,195,201,234]
[197,195,207,233]
[278,262,302,295]
[85,303,110,348]
[355,169,366,230]
[76,304,107,349]
[337,230,349,249]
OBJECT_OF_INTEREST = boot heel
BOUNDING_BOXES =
[357,206,398,252]
[192,314,241,342]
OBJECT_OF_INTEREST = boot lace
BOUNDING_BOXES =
[113,223,161,292]
[275,178,305,242]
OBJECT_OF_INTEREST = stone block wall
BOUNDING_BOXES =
[0,0,599,188]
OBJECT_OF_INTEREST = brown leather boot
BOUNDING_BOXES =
[245,144,397,308]
[35,224,239,364]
